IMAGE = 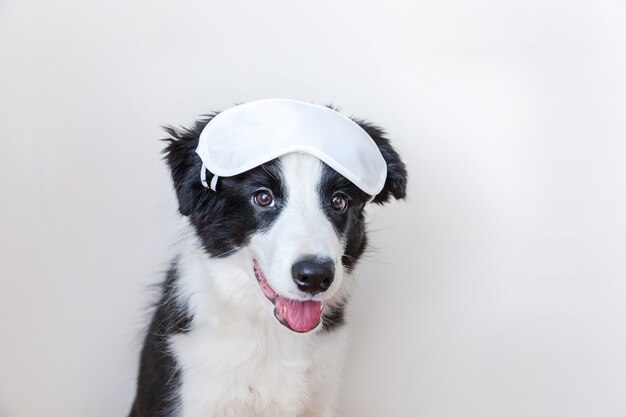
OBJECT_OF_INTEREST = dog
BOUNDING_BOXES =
[128,104,407,417]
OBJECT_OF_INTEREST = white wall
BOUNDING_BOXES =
[1,1,625,416]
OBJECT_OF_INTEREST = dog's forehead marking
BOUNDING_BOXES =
[278,152,325,202]
[263,152,343,259]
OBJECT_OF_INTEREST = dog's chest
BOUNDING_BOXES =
[171,322,331,417]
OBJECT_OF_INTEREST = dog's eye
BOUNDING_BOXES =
[330,193,348,211]
[253,189,275,208]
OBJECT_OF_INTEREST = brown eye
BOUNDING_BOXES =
[253,190,275,208]
[330,193,348,211]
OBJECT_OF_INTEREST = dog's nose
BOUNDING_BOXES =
[291,257,335,295]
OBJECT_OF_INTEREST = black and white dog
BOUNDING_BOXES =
[129,106,407,417]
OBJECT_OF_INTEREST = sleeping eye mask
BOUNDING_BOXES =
[195,98,387,196]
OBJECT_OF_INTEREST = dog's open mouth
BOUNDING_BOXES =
[253,260,323,333]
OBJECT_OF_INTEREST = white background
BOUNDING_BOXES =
[1,1,625,416]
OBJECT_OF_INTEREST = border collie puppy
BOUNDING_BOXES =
[128,104,407,417]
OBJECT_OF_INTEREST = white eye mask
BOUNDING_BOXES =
[195,98,387,196]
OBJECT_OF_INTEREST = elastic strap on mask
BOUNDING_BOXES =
[200,163,219,191]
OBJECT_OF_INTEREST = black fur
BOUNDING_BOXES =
[318,162,370,273]
[129,264,191,417]
[163,118,286,257]
[321,302,346,332]
[352,119,408,205]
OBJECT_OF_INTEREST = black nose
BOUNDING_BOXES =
[291,257,335,295]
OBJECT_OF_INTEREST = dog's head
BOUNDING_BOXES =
[163,110,407,333]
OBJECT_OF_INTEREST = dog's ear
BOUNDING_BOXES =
[162,117,214,216]
[354,119,408,204]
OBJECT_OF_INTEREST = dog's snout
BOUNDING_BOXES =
[291,257,335,295]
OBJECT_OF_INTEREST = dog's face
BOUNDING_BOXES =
[164,114,407,333]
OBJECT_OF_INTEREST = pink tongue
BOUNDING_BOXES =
[275,297,323,333]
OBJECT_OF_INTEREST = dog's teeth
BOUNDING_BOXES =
[282,305,287,315]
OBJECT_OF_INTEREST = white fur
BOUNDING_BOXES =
[169,155,353,417]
